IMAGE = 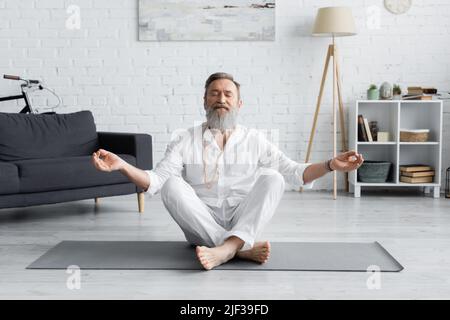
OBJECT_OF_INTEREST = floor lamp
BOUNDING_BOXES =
[305,7,357,199]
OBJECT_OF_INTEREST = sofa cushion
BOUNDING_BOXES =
[0,111,98,161]
[14,154,136,193]
[0,161,20,195]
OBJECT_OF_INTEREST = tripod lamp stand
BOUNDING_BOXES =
[305,7,357,199]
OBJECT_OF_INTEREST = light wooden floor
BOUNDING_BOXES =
[1,189,450,300]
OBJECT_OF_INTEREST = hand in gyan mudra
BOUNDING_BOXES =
[92,149,125,172]
[331,150,364,172]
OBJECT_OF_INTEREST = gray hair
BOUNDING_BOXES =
[204,72,241,99]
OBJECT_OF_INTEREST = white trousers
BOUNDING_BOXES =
[160,169,285,251]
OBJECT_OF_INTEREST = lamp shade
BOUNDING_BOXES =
[312,7,357,37]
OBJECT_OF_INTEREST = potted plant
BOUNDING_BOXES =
[367,84,379,100]
[393,84,402,100]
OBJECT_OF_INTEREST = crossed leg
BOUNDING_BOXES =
[161,170,285,270]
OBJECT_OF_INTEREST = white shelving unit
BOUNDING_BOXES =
[349,100,443,198]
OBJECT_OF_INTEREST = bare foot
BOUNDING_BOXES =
[196,245,237,270]
[237,241,271,264]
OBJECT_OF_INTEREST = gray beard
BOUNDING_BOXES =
[205,106,239,131]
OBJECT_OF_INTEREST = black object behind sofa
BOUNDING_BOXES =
[0,111,152,211]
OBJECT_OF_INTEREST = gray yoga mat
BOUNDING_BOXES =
[27,241,403,272]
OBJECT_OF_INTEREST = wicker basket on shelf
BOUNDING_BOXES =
[400,129,429,142]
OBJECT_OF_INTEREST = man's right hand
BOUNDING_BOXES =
[92,149,126,172]
[92,148,151,191]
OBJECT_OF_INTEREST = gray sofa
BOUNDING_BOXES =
[0,111,152,212]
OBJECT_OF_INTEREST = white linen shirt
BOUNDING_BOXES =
[145,123,313,208]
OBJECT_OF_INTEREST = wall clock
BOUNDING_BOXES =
[384,0,412,14]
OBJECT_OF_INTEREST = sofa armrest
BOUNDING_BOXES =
[97,132,152,170]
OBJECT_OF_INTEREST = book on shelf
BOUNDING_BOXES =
[401,170,435,178]
[357,115,376,142]
[358,115,368,142]
[407,87,437,95]
[407,86,423,95]
[402,94,433,100]
[400,176,433,184]
[363,117,373,142]
[423,88,438,94]
[399,164,433,172]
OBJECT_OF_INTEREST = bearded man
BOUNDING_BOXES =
[92,72,364,270]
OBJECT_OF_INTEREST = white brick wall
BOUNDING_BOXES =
[0,0,449,191]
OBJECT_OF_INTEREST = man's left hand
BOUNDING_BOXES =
[330,150,364,172]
